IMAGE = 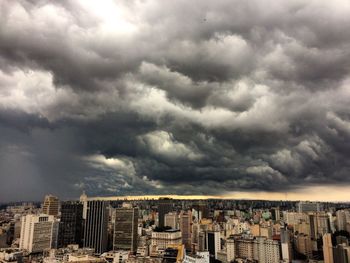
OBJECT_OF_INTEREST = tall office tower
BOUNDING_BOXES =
[84,200,109,254]
[165,212,178,229]
[113,207,138,253]
[297,201,323,213]
[20,214,56,253]
[253,237,280,263]
[42,195,60,216]
[206,231,221,262]
[58,201,84,248]
[180,211,192,250]
[158,198,173,228]
[323,233,334,263]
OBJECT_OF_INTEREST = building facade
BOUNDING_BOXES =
[20,214,56,253]
[83,200,109,254]
[113,207,138,253]
[58,201,84,248]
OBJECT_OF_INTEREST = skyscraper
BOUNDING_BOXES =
[20,214,56,253]
[84,200,109,254]
[323,233,334,263]
[206,231,221,262]
[226,238,235,262]
[280,227,292,262]
[42,195,60,217]
[180,211,192,250]
[113,207,138,253]
[158,198,173,228]
[58,201,84,248]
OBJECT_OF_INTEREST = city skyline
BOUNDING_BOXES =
[1,0,350,202]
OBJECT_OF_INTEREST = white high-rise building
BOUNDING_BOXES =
[19,214,56,253]
[281,228,292,263]
[226,238,235,262]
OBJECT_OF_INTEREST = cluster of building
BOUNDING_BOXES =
[1,195,350,263]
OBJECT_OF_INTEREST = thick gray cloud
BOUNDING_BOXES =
[1,0,350,201]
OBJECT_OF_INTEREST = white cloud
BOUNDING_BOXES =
[139,130,203,161]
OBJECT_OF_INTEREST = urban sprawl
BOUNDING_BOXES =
[1,194,350,263]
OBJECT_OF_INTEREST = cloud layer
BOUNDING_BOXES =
[1,0,350,201]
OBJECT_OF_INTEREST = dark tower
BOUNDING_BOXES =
[158,198,173,228]
[58,201,84,248]
[113,207,139,253]
[83,200,109,254]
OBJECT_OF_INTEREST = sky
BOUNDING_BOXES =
[1,0,350,202]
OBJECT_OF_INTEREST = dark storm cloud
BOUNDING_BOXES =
[1,0,350,201]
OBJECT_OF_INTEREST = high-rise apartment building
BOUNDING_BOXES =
[83,200,109,254]
[295,233,313,259]
[113,207,138,253]
[158,198,173,228]
[19,214,56,253]
[226,238,235,262]
[234,237,255,260]
[42,195,60,217]
[323,233,334,263]
[280,227,292,262]
[253,237,280,263]
[58,201,84,248]
[336,210,350,231]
